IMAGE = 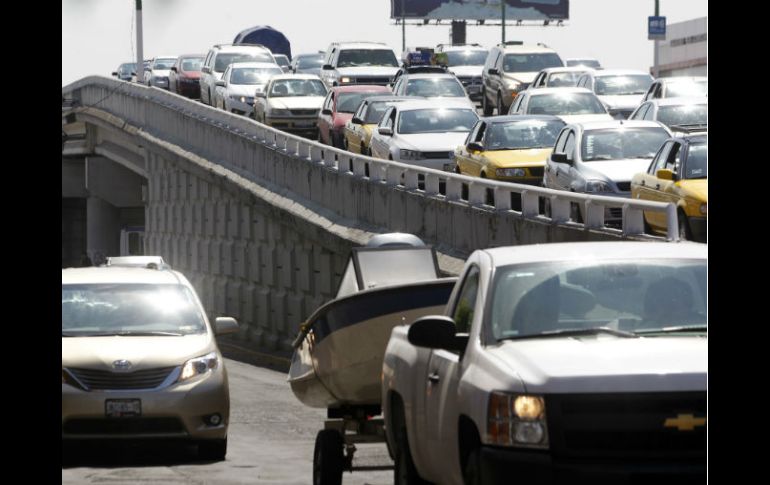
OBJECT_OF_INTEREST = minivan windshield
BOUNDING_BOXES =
[62,284,207,336]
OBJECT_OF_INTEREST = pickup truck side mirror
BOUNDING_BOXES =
[214,317,239,336]
[408,316,467,352]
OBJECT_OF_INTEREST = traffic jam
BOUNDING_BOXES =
[66,4,706,485]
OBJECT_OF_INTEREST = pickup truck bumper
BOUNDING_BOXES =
[478,446,705,484]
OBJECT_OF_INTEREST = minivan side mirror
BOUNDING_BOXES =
[214,317,239,336]
[408,316,467,352]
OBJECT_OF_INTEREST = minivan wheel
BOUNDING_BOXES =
[497,93,504,115]
[198,437,227,461]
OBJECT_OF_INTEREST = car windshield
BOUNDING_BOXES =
[297,56,325,69]
[527,92,607,116]
[582,127,670,161]
[444,50,488,66]
[405,78,467,97]
[657,104,708,127]
[397,108,478,134]
[269,78,327,97]
[594,75,653,95]
[503,53,563,73]
[231,67,283,85]
[684,142,707,179]
[337,49,398,68]
[666,80,708,98]
[365,101,404,123]
[215,52,274,72]
[337,92,377,113]
[488,259,706,340]
[152,58,177,70]
[566,59,601,68]
[181,57,204,72]
[62,284,207,336]
[547,71,587,87]
[485,119,565,150]
[119,63,137,74]
[274,55,289,67]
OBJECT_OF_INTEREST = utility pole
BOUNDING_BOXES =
[135,0,144,83]
[401,0,406,52]
[501,0,506,43]
[652,0,659,78]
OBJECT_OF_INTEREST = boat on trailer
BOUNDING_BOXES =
[287,233,456,484]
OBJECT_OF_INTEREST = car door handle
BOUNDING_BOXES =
[428,372,440,384]
[655,184,660,190]
[640,180,645,186]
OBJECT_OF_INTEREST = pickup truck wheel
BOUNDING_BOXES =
[394,427,429,485]
[482,89,493,116]
[313,429,343,485]
[463,449,483,485]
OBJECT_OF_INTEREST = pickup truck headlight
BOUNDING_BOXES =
[400,149,422,160]
[178,352,218,382]
[487,392,548,449]
[496,168,526,178]
[585,179,613,193]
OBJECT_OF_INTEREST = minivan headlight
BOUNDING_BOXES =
[179,352,218,382]
[487,392,548,449]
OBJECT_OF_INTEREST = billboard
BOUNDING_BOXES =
[391,0,569,21]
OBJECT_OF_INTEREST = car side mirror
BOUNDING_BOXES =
[378,127,393,136]
[112,71,118,76]
[216,80,226,87]
[322,108,333,115]
[351,117,364,125]
[408,316,467,352]
[488,68,499,75]
[214,317,239,336]
[467,142,484,152]
[656,168,675,181]
[255,92,266,98]
[201,66,211,74]
[322,64,333,70]
[170,67,177,72]
[551,152,569,164]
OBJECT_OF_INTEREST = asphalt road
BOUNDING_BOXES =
[62,358,393,485]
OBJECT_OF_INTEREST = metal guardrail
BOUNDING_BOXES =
[62,76,679,241]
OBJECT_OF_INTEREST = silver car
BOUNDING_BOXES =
[629,97,707,134]
[213,62,283,115]
[253,74,328,137]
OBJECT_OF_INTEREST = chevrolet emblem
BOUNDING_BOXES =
[664,413,706,431]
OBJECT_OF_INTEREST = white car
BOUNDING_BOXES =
[213,62,283,116]
[253,74,328,137]
[199,44,277,106]
[369,98,479,171]
[641,76,708,102]
[435,43,489,101]
[320,42,400,87]
[391,72,477,110]
[544,119,672,223]
[530,66,595,89]
[565,57,602,69]
[145,55,178,90]
[508,87,613,124]
[629,97,708,134]
[382,241,706,484]
[576,69,654,120]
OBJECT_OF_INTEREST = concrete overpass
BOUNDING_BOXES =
[61,77,676,353]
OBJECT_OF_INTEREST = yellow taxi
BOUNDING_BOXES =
[453,115,565,183]
[344,96,412,155]
[631,134,707,241]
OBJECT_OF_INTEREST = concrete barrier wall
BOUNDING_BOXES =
[63,77,672,352]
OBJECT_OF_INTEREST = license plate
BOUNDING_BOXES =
[105,399,142,418]
[467,86,481,94]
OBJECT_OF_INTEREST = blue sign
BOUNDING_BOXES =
[648,16,666,40]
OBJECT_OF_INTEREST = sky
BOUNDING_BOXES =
[62,0,707,86]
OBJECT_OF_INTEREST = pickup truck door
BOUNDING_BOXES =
[422,267,480,483]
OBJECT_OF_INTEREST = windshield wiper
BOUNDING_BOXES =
[636,325,707,334]
[502,327,638,340]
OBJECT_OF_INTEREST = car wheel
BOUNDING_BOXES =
[462,449,483,485]
[643,214,653,234]
[482,89,493,116]
[198,437,227,461]
[543,198,552,218]
[496,93,504,115]
[394,425,429,485]
[678,211,692,241]
[342,136,349,151]
[570,201,584,223]
[313,429,343,485]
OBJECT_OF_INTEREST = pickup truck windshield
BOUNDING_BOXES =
[488,259,706,340]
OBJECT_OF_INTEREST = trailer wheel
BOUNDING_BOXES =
[313,429,343,485]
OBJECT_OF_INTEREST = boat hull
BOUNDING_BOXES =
[288,279,455,409]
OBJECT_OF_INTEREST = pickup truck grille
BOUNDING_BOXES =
[546,392,706,459]
[351,77,391,85]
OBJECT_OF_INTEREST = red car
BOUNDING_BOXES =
[317,85,391,148]
[169,54,205,99]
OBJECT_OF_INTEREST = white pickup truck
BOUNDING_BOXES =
[381,242,707,485]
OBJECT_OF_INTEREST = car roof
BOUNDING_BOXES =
[592,69,652,77]
[395,99,477,111]
[480,114,564,123]
[650,96,708,107]
[228,61,283,69]
[526,87,595,95]
[569,119,667,131]
[483,241,706,267]
[330,85,392,93]
[402,73,458,80]
[62,266,188,286]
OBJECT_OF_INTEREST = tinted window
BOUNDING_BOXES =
[594,75,653,95]
[503,53,563,73]
[337,49,398,68]
[484,119,565,150]
[581,127,670,161]
[274,55,290,67]
[397,108,478,134]
[444,50,488,66]
[527,92,607,116]
[547,71,586,87]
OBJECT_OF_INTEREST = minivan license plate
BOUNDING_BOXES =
[105,399,141,418]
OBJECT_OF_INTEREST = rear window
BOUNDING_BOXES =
[503,53,563,73]
[215,52,274,72]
